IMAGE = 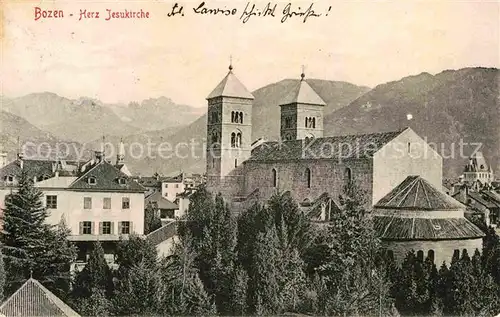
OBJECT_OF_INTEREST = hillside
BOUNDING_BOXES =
[324,67,500,177]
[124,79,369,175]
[108,97,203,131]
[1,93,201,143]
[0,111,87,161]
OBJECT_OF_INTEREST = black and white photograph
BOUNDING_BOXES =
[0,0,499,316]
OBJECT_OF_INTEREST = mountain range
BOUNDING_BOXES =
[1,94,202,143]
[1,67,498,179]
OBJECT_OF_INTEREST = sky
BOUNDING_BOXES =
[1,0,499,107]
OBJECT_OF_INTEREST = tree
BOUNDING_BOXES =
[159,236,216,316]
[112,260,165,316]
[114,234,157,273]
[247,228,283,315]
[315,182,394,316]
[0,246,5,302]
[72,241,113,300]
[1,170,76,296]
[144,203,162,234]
[77,288,111,317]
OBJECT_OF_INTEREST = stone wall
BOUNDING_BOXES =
[383,238,483,266]
[242,157,373,208]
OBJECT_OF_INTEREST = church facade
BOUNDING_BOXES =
[205,65,443,211]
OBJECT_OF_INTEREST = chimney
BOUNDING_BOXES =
[94,150,103,163]
[17,152,24,169]
[117,138,125,165]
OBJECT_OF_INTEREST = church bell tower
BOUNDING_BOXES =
[280,70,326,141]
[206,63,254,190]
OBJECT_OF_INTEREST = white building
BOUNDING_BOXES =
[0,149,145,262]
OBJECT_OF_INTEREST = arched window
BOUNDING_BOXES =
[387,250,394,260]
[231,133,236,148]
[344,167,352,184]
[272,169,277,187]
[427,250,435,263]
[236,133,242,148]
[235,159,238,168]
[312,117,316,128]
[239,112,243,124]
[305,168,311,188]
[305,117,308,128]
[417,250,424,262]
[211,132,219,143]
[212,158,215,168]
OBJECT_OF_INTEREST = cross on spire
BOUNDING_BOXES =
[301,65,305,81]
[229,55,233,72]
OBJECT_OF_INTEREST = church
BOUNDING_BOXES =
[205,64,443,212]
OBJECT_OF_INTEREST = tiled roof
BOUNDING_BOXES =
[468,192,497,208]
[373,216,485,240]
[69,161,145,192]
[305,192,341,222]
[279,79,326,106]
[0,278,80,317]
[375,176,465,210]
[207,69,254,100]
[464,151,491,172]
[146,191,178,210]
[247,128,405,162]
[0,159,82,187]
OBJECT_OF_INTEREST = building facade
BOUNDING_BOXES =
[463,151,494,186]
[0,148,145,262]
[205,65,442,211]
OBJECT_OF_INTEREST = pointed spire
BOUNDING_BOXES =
[117,138,125,165]
[206,61,254,100]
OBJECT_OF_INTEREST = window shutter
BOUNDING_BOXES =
[130,221,134,234]
[79,222,83,235]
[118,222,122,235]
[91,221,95,234]
[110,222,114,235]
[97,222,102,235]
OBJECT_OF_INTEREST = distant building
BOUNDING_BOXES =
[145,190,179,219]
[0,278,80,317]
[373,175,484,265]
[205,64,443,212]
[161,173,185,200]
[0,145,146,263]
[453,185,500,227]
[463,151,494,187]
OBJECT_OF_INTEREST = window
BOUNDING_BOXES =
[84,197,92,209]
[236,133,242,148]
[165,192,168,197]
[118,178,126,185]
[417,250,424,262]
[231,133,236,148]
[272,168,277,188]
[103,197,111,209]
[120,221,130,234]
[305,168,311,188]
[122,197,130,209]
[407,142,411,154]
[164,183,168,188]
[101,221,112,235]
[46,195,58,209]
[88,176,96,185]
[239,112,244,124]
[175,184,179,188]
[312,117,316,128]
[82,221,92,235]
[344,168,352,184]
[427,250,435,263]
[235,159,238,168]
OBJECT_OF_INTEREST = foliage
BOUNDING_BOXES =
[0,169,76,297]
[72,241,113,301]
[144,203,162,235]
[114,234,157,273]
